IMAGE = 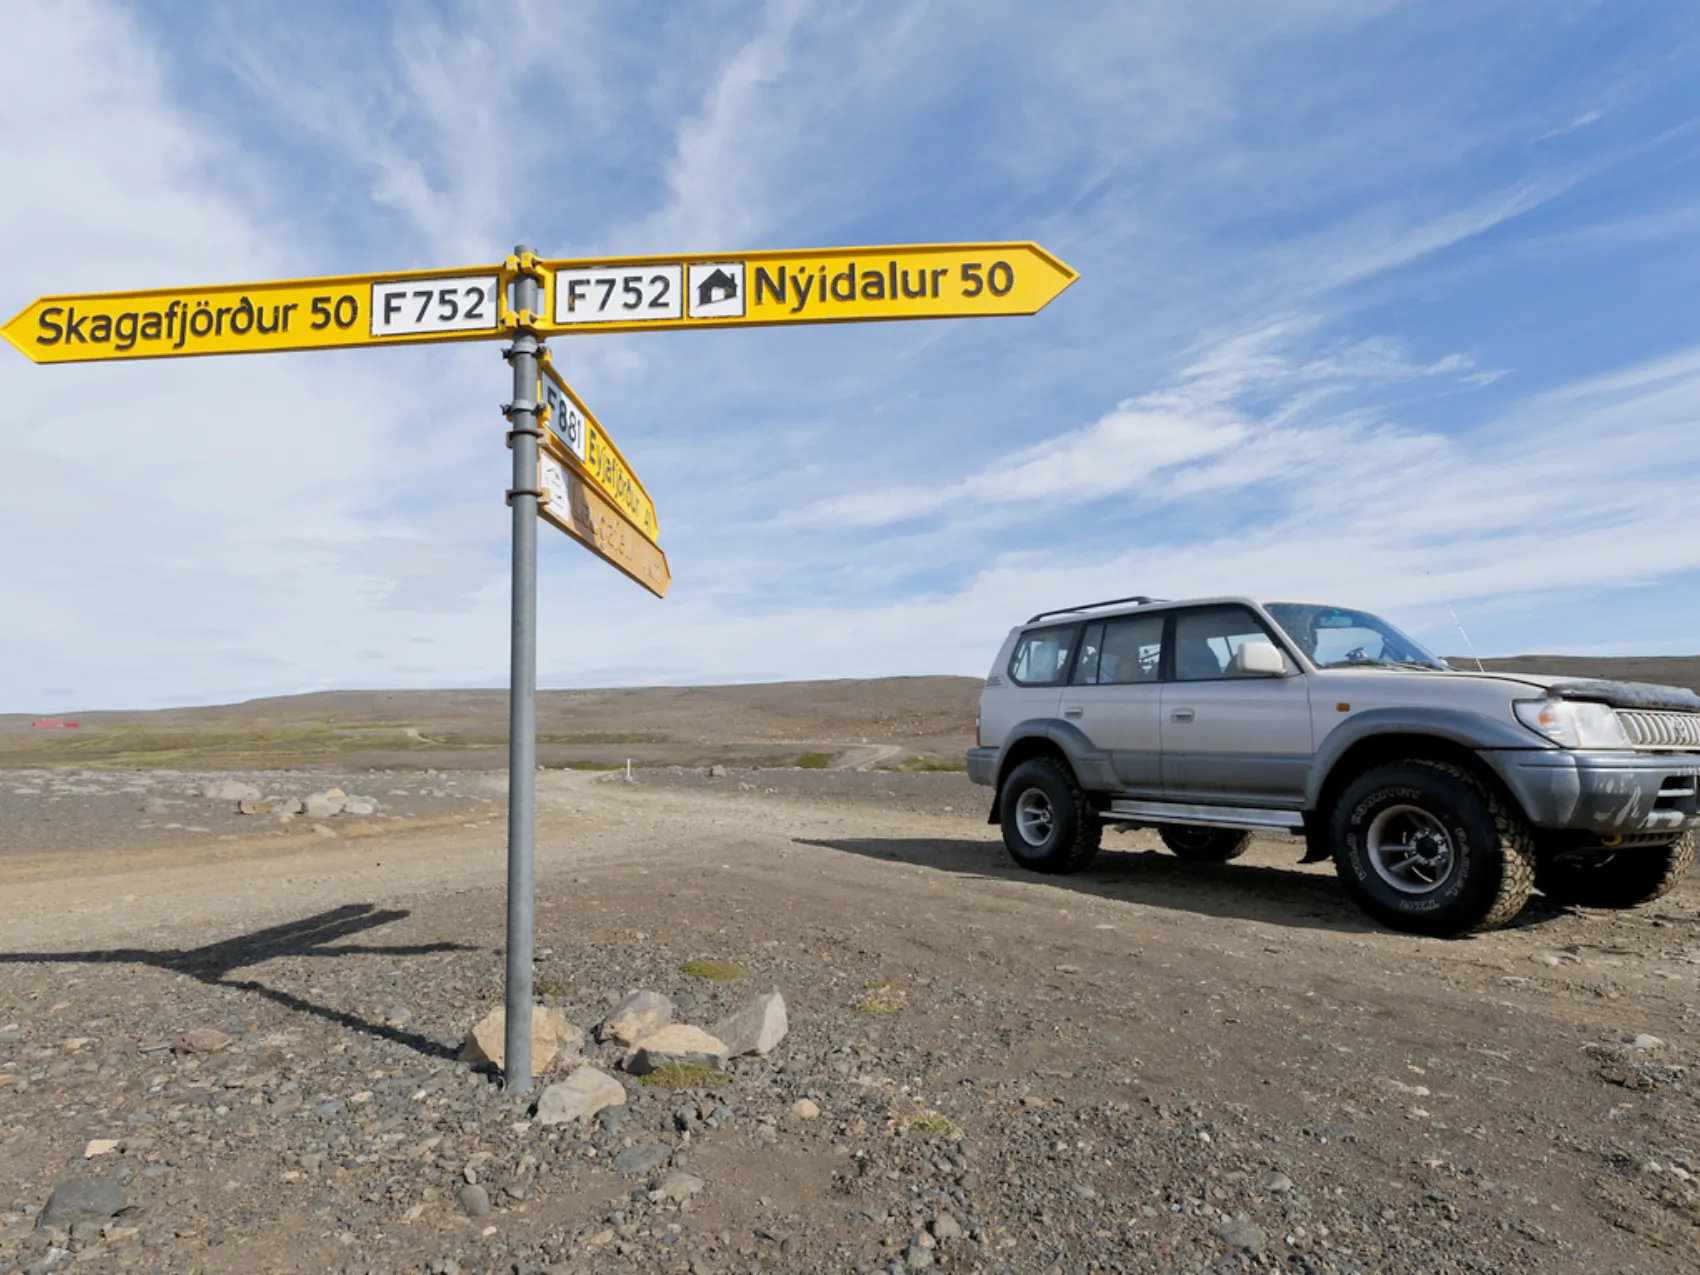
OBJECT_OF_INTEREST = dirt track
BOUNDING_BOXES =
[2,767,1698,1274]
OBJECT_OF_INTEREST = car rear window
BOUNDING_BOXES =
[1009,626,1079,687]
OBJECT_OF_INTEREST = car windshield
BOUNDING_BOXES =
[1264,603,1449,671]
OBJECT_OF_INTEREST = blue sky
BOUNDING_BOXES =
[4,0,1700,711]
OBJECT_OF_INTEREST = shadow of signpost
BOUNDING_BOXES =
[0,904,474,1062]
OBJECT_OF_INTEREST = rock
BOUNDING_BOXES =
[454,1183,490,1218]
[1630,1034,1666,1050]
[790,1098,820,1120]
[708,765,728,778]
[905,1241,935,1269]
[201,779,261,803]
[711,991,788,1057]
[931,1214,963,1241]
[600,990,673,1046]
[344,798,376,816]
[302,788,348,819]
[458,1005,580,1077]
[1263,1171,1294,1193]
[626,1025,729,1076]
[1214,1217,1266,1252]
[534,1065,626,1126]
[612,1144,672,1176]
[37,1177,126,1230]
[312,823,337,839]
[83,1139,120,1158]
[648,1170,704,1204]
[142,799,171,816]
[172,1028,233,1055]
[238,796,302,816]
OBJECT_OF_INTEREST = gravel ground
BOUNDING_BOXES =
[1,768,1697,1274]
[0,769,501,859]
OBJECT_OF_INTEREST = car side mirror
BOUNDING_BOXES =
[1232,640,1287,677]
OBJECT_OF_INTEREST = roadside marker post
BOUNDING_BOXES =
[2,239,1075,1093]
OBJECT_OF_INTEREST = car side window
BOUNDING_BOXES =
[1101,614,1164,684]
[1009,625,1079,687]
[1173,607,1282,681]
[1073,623,1105,684]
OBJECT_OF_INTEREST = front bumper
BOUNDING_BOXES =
[1490,749,1700,834]
[966,747,997,787]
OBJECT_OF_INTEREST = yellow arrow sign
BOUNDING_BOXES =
[538,454,670,598]
[536,353,660,544]
[537,242,1075,335]
[0,265,507,363]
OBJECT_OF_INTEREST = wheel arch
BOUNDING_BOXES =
[987,722,1104,824]
[1311,730,1520,831]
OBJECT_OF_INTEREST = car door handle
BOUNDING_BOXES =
[1169,709,1194,723]
[1063,706,1083,718]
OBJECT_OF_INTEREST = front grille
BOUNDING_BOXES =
[1616,709,1700,750]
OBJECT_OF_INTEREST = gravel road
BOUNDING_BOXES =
[1,767,1696,1274]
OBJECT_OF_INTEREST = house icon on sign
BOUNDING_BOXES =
[697,268,738,307]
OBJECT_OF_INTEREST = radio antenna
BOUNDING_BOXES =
[1447,604,1486,672]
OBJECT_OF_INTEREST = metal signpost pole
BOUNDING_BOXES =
[502,246,542,1092]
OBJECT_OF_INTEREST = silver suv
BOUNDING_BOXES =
[967,595,1700,936]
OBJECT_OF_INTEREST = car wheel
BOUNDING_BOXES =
[1000,757,1101,875]
[1158,825,1252,862]
[1535,833,1695,909]
[1331,760,1535,937]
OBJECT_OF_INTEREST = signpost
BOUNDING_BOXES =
[2,239,1075,1092]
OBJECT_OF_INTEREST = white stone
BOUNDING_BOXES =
[625,1024,728,1076]
[600,990,673,1046]
[711,991,788,1057]
[790,1098,820,1120]
[82,1139,120,1158]
[1630,1034,1666,1050]
[202,779,262,803]
[303,788,348,819]
[459,1005,582,1077]
[344,798,376,816]
[534,1065,626,1126]
[648,1170,704,1205]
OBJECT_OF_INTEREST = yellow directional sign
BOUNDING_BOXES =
[0,265,507,363]
[538,454,670,597]
[537,242,1075,336]
[536,353,659,544]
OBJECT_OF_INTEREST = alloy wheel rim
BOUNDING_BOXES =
[1366,804,1457,894]
[1015,787,1054,847]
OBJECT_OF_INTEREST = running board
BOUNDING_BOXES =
[1106,799,1304,833]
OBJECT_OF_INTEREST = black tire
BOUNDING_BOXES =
[1535,833,1695,909]
[999,757,1101,874]
[1330,760,1535,937]
[1158,825,1252,862]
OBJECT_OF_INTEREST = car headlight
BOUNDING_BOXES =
[1514,698,1630,749]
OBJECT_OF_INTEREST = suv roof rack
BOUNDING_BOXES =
[1027,595,1164,624]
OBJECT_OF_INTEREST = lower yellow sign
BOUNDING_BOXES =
[538,455,670,598]
[537,353,659,543]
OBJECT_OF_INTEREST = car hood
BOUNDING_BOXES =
[1439,669,1700,712]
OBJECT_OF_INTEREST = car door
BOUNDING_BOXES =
[1160,604,1313,806]
[1059,612,1165,797]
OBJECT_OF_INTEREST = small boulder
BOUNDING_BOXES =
[344,798,377,816]
[1214,1216,1266,1252]
[303,788,348,819]
[712,990,788,1057]
[648,1170,704,1204]
[201,779,262,803]
[534,1065,626,1126]
[172,1028,232,1055]
[790,1098,820,1120]
[37,1177,126,1230]
[612,1144,672,1176]
[931,1214,963,1242]
[459,1005,581,1077]
[600,990,673,1046]
[625,1025,728,1076]
[454,1183,490,1218]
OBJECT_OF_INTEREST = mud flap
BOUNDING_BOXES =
[1299,821,1331,863]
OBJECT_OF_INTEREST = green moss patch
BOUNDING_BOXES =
[638,1064,726,1089]
[681,959,747,981]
